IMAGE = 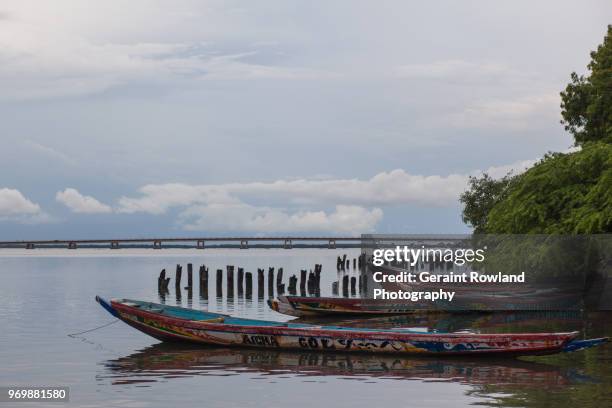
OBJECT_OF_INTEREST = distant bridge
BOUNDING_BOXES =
[0,237,363,250]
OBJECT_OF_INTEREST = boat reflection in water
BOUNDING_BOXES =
[101,342,590,388]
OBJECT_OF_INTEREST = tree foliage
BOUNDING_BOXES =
[561,25,612,146]
[461,26,612,234]
[459,173,515,233]
[484,143,612,233]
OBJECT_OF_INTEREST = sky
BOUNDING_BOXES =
[0,0,610,239]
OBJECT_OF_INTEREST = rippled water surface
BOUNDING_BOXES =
[1,249,611,407]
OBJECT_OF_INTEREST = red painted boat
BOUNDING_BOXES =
[269,295,430,317]
[96,296,608,356]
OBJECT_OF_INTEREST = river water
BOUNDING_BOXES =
[0,249,610,407]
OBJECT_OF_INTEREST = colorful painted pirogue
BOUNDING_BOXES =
[269,295,429,317]
[96,296,608,356]
[269,286,582,316]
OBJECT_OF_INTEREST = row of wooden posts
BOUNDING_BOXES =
[158,263,325,299]
[337,253,366,271]
[157,254,367,300]
[331,273,367,297]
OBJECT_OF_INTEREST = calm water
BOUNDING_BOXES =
[1,249,611,408]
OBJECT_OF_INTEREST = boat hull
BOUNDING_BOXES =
[269,295,436,317]
[96,297,607,356]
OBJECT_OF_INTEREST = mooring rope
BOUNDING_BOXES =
[67,319,118,338]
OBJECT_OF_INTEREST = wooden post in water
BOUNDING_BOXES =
[268,267,275,297]
[300,269,307,296]
[227,265,234,298]
[276,267,284,294]
[174,264,183,304]
[245,272,253,298]
[175,264,182,291]
[216,269,223,297]
[350,276,356,296]
[337,256,342,271]
[158,269,166,292]
[175,264,182,302]
[186,263,193,300]
[342,275,349,297]
[257,268,265,298]
[307,270,315,295]
[288,275,297,295]
[237,267,244,297]
[187,263,193,290]
[199,265,208,299]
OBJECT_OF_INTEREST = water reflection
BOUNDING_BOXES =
[100,343,586,388]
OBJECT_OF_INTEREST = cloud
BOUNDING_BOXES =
[179,204,382,235]
[447,94,560,129]
[115,169,469,234]
[47,157,538,233]
[22,140,75,165]
[118,184,240,215]
[56,188,112,213]
[0,188,52,223]
[114,162,541,233]
[0,188,41,216]
[482,159,537,179]
[118,169,468,215]
[0,3,330,100]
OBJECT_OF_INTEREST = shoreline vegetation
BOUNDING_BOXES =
[460,25,612,235]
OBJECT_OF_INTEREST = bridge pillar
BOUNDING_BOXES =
[25,243,35,249]
[284,239,293,249]
[196,240,205,249]
[110,241,119,249]
[328,239,336,249]
[240,240,248,249]
[68,242,77,249]
[153,240,162,249]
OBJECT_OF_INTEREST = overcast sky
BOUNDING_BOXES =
[0,0,610,239]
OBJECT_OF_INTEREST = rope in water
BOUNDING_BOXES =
[67,319,118,338]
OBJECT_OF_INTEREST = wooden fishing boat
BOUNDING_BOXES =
[269,289,582,317]
[269,295,432,317]
[96,296,608,356]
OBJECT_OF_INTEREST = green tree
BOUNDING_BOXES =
[461,25,612,234]
[561,25,612,146]
[485,144,612,233]
[459,173,515,233]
